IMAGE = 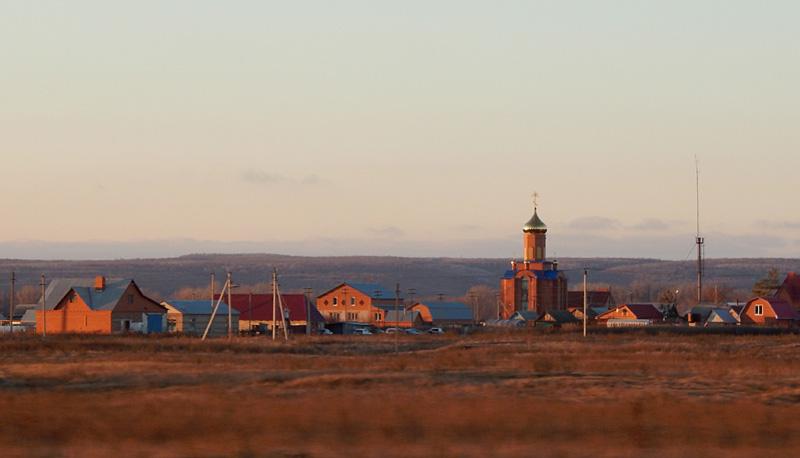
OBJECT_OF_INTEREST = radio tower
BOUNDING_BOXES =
[695,156,704,305]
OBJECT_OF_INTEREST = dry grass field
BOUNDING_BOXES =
[1,330,799,457]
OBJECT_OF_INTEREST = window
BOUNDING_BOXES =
[347,312,359,321]
[351,296,356,306]
[755,304,764,316]
[128,294,134,305]
[374,313,382,321]
[332,297,338,306]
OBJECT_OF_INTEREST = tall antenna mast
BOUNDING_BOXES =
[695,156,704,304]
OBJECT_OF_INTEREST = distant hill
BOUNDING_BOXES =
[1,254,798,302]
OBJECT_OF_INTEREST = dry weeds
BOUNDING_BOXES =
[0,332,798,457]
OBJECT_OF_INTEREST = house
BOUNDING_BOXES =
[705,309,738,326]
[162,300,239,337]
[410,301,473,326]
[596,304,664,323]
[776,272,800,310]
[316,283,401,325]
[383,310,424,328]
[740,297,799,327]
[36,276,166,334]
[537,310,579,327]
[218,293,324,334]
[568,306,604,322]
[566,289,615,309]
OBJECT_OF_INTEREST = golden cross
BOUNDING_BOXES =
[532,192,539,210]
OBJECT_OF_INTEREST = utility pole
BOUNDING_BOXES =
[10,272,15,334]
[696,156,704,305]
[248,291,253,335]
[469,293,478,325]
[226,272,233,340]
[583,268,588,338]
[210,272,215,315]
[394,283,400,354]
[40,274,46,338]
[272,269,278,341]
[303,288,313,336]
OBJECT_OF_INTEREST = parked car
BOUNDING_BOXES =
[318,329,333,335]
[352,328,372,335]
[427,327,445,335]
[405,328,422,335]
[384,327,403,334]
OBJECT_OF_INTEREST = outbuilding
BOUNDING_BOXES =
[162,300,239,337]
[410,301,474,327]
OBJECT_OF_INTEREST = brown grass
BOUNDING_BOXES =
[0,332,799,457]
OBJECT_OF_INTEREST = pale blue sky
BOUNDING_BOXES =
[1,1,798,259]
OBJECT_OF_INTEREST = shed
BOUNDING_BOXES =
[162,300,239,337]
[410,301,473,326]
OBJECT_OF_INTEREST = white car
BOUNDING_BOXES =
[352,328,372,335]
[427,327,445,335]
[384,327,403,334]
[318,329,333,335]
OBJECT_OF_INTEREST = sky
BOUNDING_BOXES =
[1,1,799,260]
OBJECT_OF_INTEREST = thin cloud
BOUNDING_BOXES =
[367,226,406,238]
[242,170,325,186]
[567,216,621,231]
[631,218,672,231]
[241,170,288,185]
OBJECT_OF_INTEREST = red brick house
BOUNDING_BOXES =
[740,297,799,327]
[37,276,165,334]
[317,283,400,325]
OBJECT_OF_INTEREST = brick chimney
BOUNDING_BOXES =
[94,276,106,291]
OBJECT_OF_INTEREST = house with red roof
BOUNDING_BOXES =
[596,304,664,323]
[740,297,799,327]
[216,293,324,334]
[566,289,615,310]
[776,272,800,311]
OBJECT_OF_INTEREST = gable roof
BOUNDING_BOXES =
[319,282,399,300]
[777,272,800,307]
[746,297,800,320]
[163,300,238,315]
[599,304,663,321]
[539,310,579,323]
[415,302,473,321]
[566,290,613,308]
[707,309,738,324]
[55,279,160,312]
[510,310,541,321]
[42,278,129,310]
[217,293,323,322]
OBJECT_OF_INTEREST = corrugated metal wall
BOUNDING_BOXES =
[181,314,239,337]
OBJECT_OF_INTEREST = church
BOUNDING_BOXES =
[499,203,569,319]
